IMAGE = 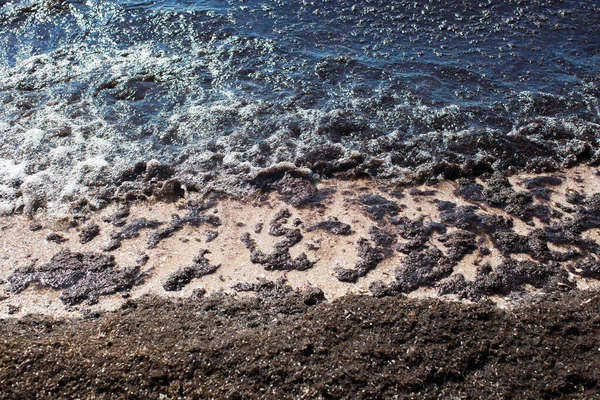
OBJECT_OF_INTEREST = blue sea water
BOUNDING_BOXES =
[0,0,598,212]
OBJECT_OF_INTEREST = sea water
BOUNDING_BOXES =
[0,0,598,213]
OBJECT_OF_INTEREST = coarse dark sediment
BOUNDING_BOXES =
[1,290,599,399]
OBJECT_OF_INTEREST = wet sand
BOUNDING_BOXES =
[2,165,600,316]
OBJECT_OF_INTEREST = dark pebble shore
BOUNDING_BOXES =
[1,288,599,399]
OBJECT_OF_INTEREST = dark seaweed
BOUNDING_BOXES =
[306,217,353,235]
[240,209,315,271]
[147,210,221,249]
[205,230,218,242]
[439,259,573,301]
[394,248,455,293]
[275,176,320,207]
[334,238,385,283]
[79,222,100,244]
[163,250,219,291]
[394,216,446,253]
[7,250,145,305]
[46,233,67,244]
[438,230,477,261]
[358,194,403,220]
[368,226,397,247]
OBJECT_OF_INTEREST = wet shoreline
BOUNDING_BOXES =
[2,165,600,318]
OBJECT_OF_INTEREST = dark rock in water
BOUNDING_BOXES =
[395,248,454,293]
[113,162,182,203]
[275,175,319,207]
[143,161,174,182]
[334,238,385,283]
[48,126,72,138]
[118,161,147,183]
[250,164,313,189]
[294,146,344,177]
[153,179,185,202]
[46,233,67,244]
[315,115,381,143]
[79,222,100,244]
[7,249,145,305]
[306,217,353,235]
[359,194,402,220]
[163,250,219,291]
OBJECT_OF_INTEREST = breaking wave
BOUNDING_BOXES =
[0,0,598,213]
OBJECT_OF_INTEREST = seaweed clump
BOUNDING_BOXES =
[79,222,100,244]
[358,194,403,220]
[240,209,315,271]
[306,217,353,235]
[334,238,385,283]
[163,250,220,291]
[7,249,145,305]
[438,259,574,301]
[147,209,222,249]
